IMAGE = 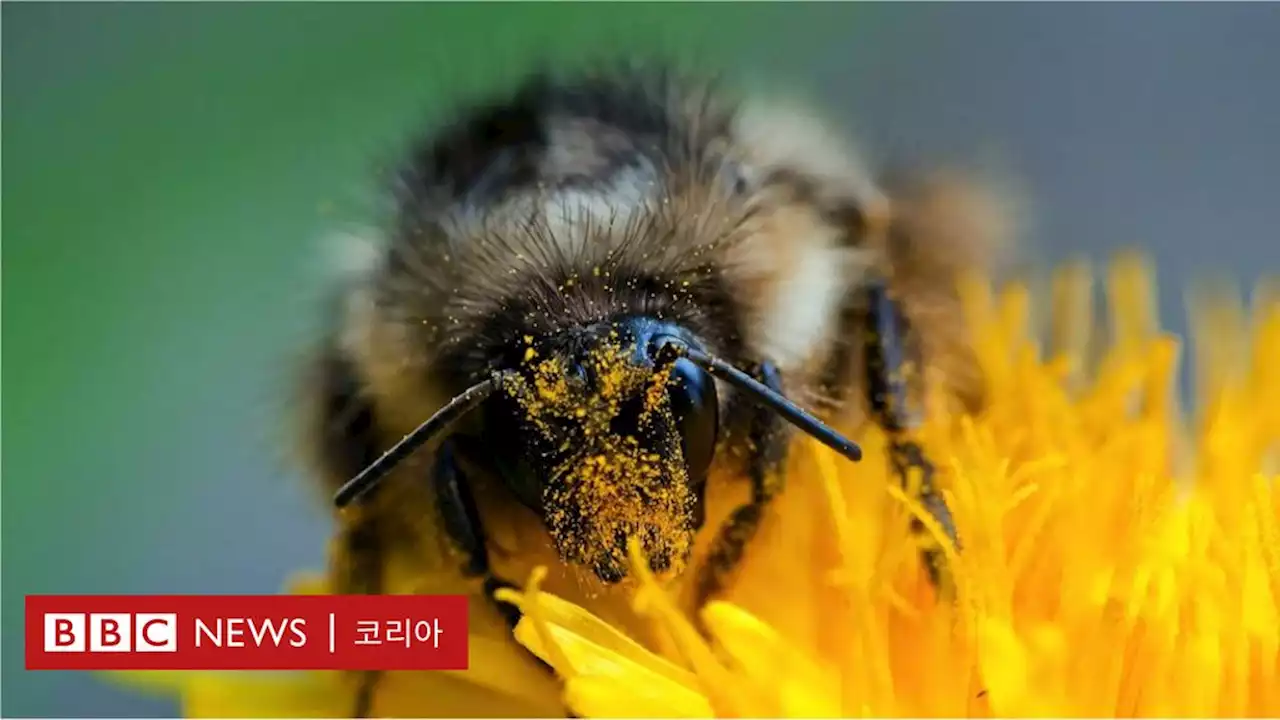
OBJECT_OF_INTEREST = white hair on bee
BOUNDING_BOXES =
[756,229,870,373]
[316,228,390,371]
[322,227,387,284]
[705,95,883,375]
[524,113,668,254]
[540,163,661,250]
[733,95,888,213]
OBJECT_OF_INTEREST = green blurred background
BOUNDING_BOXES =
[4,3,1277,717]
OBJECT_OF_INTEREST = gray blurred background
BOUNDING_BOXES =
[4,3,1278,717]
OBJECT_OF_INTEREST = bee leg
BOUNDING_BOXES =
[435,437,493,579]
[436,441,564,697]
[693,361,788,610]
[863,277,959,593]
[890,437,955,591]
[435,437,526,631]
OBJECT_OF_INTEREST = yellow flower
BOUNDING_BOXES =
[110,254,1279,717]
[498,254,1280,718]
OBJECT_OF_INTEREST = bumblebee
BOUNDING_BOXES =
[296,63,1008,716]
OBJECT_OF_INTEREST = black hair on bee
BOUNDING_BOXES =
[298,61,1003,717]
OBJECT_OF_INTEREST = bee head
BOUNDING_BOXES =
[332,286,862,584]
[476,314,718,582]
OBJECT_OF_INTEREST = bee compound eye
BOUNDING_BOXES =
[631,325,718,490]
[477,393,550,515]
[664,355,719,491]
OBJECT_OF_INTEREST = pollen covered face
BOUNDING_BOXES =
[498,334,699,583]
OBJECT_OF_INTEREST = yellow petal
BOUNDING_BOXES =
[499,582,696,688]
[701,602,841,717]
[565,676,712,718]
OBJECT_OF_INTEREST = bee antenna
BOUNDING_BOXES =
[333,371,513,508]
[656,342,863,463]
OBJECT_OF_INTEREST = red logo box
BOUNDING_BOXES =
[25,595,469,671]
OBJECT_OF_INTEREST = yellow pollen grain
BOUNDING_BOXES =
[504,339,697,579]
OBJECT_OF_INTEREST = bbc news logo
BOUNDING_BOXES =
[26,595,468,671]
[45,613,177,652]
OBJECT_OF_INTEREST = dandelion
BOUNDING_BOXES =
[112,254,1279,717]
